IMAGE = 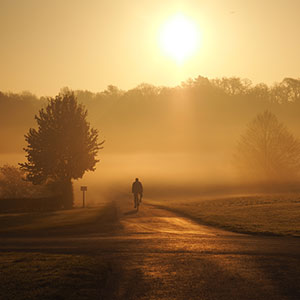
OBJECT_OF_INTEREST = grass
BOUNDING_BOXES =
[146,194,300,237]
[0,252,120,300]
[0,201,120,237]
[0,201,122,299]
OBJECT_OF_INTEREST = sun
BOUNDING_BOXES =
[160,14,200,64]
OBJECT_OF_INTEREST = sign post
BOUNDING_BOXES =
[80,186,87,208]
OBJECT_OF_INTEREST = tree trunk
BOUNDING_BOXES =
[61,179,74,209]
[46,179,74,210]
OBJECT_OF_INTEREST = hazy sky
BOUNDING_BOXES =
[1,0,299,96]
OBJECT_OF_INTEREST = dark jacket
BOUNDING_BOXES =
[132,181,143,194]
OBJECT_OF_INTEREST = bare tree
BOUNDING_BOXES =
[235,111,300,181]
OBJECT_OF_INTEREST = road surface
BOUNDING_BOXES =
[1,199,300,300]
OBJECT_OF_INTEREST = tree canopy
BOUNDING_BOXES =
[20,92,103,208]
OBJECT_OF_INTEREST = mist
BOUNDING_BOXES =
[2,77,300,205]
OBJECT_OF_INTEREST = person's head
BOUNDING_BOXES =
[135,178,139,182]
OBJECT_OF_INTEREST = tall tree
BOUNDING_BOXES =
[20,92,103,208]
[235,111,300,181]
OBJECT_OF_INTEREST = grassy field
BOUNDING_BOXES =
[0,202,122,299]
[0,201,120,237]
[146,194,300,237]
[0,252,120,300]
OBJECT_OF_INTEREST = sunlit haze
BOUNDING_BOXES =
[1,1,300,298]
[1,0,300,96]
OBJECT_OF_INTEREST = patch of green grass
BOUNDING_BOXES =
[146,194,300,236]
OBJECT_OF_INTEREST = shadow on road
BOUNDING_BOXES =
[0,201,121,238]
[124,209,138,216]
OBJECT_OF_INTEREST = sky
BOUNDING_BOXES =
[0,0,300,96]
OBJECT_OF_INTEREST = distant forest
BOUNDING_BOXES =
[1,76,300,156]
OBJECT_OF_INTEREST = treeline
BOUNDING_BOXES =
[1,76,300,154]
[0,91,45,152]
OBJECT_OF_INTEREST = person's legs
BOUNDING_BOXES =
[134,193,138,208]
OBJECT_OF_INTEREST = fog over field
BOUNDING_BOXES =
[2,77,300,205]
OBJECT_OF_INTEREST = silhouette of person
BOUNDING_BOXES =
[132,178,143,208]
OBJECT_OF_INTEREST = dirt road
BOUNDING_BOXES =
[1,200,300,300]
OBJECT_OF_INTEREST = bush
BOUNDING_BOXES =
[0,196,62,213]
[0,165,42,199]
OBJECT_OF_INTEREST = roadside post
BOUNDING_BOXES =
[80,186,87,208]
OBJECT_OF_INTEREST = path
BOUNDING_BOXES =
[1,199,300,299]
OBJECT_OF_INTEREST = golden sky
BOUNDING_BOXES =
[0,0,299,96]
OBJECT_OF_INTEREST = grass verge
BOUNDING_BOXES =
[146,194,300,237]
[0,201,120,237]
[0,252,120,300]
[0,201,123,299]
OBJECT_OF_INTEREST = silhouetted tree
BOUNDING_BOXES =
[248,83,270,100]
[211,77,252,95]
[270,78,300,103]
[281,78,300,102]
[4,76,300,158]
[235,111,300,181]
[20,92,103,208]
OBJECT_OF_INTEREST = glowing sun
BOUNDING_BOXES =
[160,14,200,63]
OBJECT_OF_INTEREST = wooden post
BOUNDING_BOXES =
[80,186,87,208]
